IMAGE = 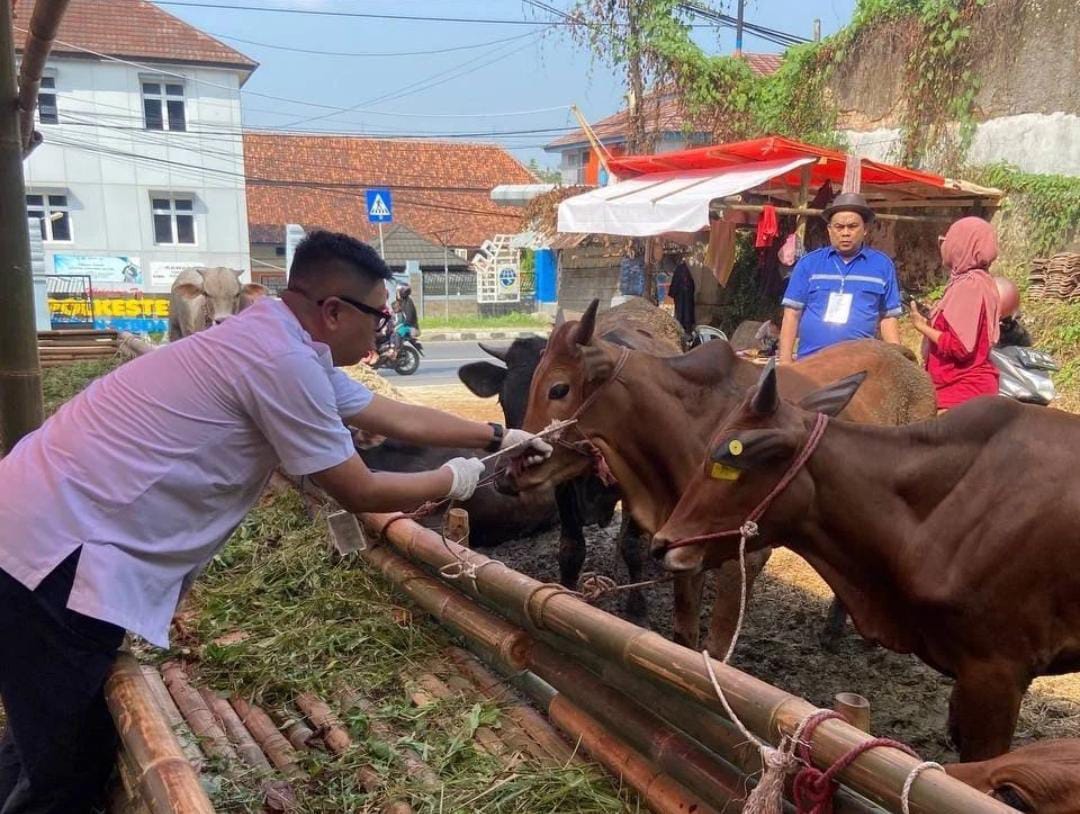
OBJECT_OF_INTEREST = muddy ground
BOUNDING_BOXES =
[409,384,1080,763]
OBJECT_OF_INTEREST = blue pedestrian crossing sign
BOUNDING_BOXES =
[366,188,393,224]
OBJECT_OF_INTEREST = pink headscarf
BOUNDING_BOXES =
[930,217,1001,353]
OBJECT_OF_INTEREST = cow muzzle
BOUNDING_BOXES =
[650,533,705,574]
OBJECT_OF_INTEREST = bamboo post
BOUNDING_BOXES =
[230,698,305,780]
[139,665,205,773]
[361,512,1013,814]
[161,661,238,766]
[295,692,352,755]
[834,693,872,733]
[445,507,470,548]
[0,0,44,454]
[104,655,215,814]
[515,670,724,814]
[795,164,813,249]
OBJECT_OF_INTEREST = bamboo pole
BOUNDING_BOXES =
[295,692,352,755]
[161,661,238,766]
[445,507,470,548]
[283,718,316,751]
[716,202,953,224]
[361,513,1012,814]
[139,665,205,773]
[201,689,273,772]
[446,647,576,768]
[15,0,71,154]
[416,664,517,765]
[230,698,305,780]
[336,688,442,791]
[515,669,724,814]
[0,0,43,454]
[104,655,215,814]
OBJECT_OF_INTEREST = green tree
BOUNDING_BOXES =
[526,158,563,184]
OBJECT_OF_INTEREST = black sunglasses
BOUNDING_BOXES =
[318,295,392,331]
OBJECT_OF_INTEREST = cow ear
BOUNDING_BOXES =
[173,282,203,299]
[797,371,867,417]
[750,358,780,415]
[242,283,268,299]
[478,342,509,363]
[573,299,600,347]
[458,362,507,398]
[232,268,244,279]
[581,345,615,382]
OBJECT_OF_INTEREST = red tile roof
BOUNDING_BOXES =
[244,133,537,249]
[546,53,783,150]
[13,0,257,74]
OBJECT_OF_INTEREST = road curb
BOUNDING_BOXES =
[423,329,550,342]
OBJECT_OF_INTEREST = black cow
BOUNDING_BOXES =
[458,337,648,621]
[357,437,557,547]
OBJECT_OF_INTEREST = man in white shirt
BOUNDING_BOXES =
[0,231,551,813]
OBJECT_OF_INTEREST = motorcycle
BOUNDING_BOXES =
[367,324,423,376]
[988,314,1056,405]
[687,325,728,349]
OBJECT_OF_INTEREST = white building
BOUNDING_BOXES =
[16,0,256,330]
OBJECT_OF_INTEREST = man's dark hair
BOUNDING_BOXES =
[289,230,392,289]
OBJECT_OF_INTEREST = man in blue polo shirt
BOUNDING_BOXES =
[779,192,902,362]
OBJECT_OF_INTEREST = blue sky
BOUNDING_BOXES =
[161,0,857,167]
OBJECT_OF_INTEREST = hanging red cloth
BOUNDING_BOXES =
[755,204,779,248]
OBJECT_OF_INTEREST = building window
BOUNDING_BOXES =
[152,196,195,245]
[38,75,58,125]
[142,82,186,131]
[26,193,72,242]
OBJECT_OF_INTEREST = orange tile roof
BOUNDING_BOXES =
[244,133,536,249]
[13,0,257,74]
[546,53,783,150]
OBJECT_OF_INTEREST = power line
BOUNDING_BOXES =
[204,27,540,58]
[156,1,578,26]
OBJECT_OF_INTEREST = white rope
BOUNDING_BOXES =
[900,761,946,814]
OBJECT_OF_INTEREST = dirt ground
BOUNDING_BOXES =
[410,384,1080,763]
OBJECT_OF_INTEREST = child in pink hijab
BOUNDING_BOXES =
[909,217,1001,411]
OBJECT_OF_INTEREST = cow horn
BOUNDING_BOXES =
[554,308,566,328]
[573,299,600,347]
[478,342,509,363]
[750,358,780,415]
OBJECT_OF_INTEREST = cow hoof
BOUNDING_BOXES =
[819,629,843,652]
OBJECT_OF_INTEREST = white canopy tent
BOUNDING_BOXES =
[556,156,817,237]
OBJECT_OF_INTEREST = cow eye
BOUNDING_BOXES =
[548,383,570,400]
[992,785,1033,812]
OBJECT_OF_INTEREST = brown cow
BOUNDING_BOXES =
[945,739,1080,812]
[653,363,1080,760]
[512,299,936,653]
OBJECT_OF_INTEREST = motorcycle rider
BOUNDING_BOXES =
[396,284,420,341]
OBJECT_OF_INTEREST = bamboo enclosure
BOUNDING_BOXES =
[359,510,1014,814]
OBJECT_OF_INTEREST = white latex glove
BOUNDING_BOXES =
[502,428,554,467]
[442,457,486,501]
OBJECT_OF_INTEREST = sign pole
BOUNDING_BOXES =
[378,222,385,259]
[444,242,450,322]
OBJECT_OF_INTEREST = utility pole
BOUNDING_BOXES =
[734,0,746,56]
[0,0,44,454]
[813,18,822,42]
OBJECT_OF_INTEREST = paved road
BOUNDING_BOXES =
[377,339,493,387]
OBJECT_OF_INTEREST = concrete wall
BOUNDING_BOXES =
[23,56,251,292]
[830,0,1080,176]
[557,244,622,313]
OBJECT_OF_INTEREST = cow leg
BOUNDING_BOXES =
[947,666,1028,761]
[819,598,849,651]
[616,516,647,624]
[703,548,772,657]
[555,485,587,589]
[671,572,706,649]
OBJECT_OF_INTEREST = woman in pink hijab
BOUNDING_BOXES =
[909,217,1001,411]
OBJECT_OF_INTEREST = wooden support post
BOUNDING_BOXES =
[445,508,470,548]
[0,0,43,453]
[834,692,872,733]
[795,164,813,250]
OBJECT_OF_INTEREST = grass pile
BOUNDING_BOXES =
[179,491,636,812]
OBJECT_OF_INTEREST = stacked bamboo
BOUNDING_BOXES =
[37,329,120,367]
[1029,252,1080,300]
[357,510,1015,814]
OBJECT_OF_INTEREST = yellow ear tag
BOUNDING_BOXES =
[710,462,741,481]
[728,439,744,456]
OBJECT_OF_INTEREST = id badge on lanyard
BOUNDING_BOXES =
[823,259,854,325]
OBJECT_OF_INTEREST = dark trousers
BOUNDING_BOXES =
[0,550,125,814]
